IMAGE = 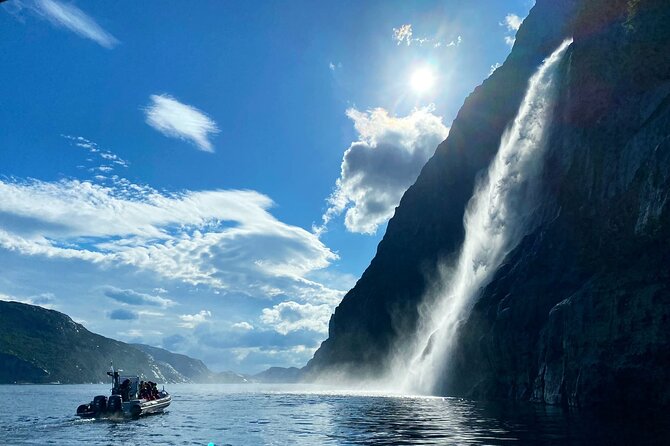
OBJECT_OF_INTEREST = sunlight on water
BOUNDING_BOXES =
[1,384,665,445]
[385,39,574,395]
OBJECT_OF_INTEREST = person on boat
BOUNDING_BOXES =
[120,378,131,402]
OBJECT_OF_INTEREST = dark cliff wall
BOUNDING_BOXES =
[449,0,670,407]
[307,0,579,376]
[308,0,670,407]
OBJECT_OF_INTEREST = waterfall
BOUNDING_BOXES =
[391,39,573,395]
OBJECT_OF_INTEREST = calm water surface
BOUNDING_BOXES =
[0,384,667,445]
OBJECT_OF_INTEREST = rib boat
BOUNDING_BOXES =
[76,365,171,418]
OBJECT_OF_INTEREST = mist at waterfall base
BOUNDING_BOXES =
[3,384,669,445]
[376,39,573,395]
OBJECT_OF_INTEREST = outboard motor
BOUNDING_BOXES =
[76,404,90,416]
[92,395,107,413]
[107,394,122,413]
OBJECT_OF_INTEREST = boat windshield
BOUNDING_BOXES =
[120,376,140,400]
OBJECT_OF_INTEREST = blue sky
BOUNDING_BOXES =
[0,0,533,374]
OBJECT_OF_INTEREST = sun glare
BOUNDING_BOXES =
[410,67,436,94]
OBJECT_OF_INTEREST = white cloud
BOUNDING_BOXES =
[144,94,220,153]
[393,24,413,46]
[28,0,119,49]
[328,61,342,72]
[260,301,333,335]
[232,321,254,331]
[0,176,340,303]
[446,36,462,47]
[321,106,449,234]
[489,62,502,75]
[179,310,211,329]
[501,13,524,46]
[504,13,523,31]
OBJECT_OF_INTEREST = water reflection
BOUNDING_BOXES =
[320,391,670,445]
[327,395,512,445]
[1,384,668,445]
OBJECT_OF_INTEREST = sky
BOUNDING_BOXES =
[0,0,534,374]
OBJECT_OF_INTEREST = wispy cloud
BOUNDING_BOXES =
[103,286,175,308]
[446,36,462,47]
[0,174,340,305]
[7,0,120,49]
[392,23,461,49]
[63,135,129,177]
[320,106,449,234]
[393,24,413,46]
[144,94,220,153]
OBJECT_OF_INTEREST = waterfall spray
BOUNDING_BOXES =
[391,39,573,395]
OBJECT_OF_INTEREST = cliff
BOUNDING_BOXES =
[307,0,670,407]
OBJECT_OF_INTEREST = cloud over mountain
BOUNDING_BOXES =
[322,106,449,234]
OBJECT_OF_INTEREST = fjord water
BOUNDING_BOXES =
[394,40,573,394]
[1,384,667,445]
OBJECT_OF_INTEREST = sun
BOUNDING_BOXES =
[410,67,436,94]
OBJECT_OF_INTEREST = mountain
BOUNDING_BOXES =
[253,367,302,383]
[132,344,248,384]
[0,300,241,384]
[306,0,670,408]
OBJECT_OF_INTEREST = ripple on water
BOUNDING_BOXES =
[1,384,669,445]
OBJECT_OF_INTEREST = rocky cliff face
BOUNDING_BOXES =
[308,0,670,407]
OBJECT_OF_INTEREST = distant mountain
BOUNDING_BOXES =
[252,367,302,383]
[132,344,248,384]
[0,300,243,384]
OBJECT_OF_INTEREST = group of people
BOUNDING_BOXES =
[139,380,161,400]
[113,375,162,402]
